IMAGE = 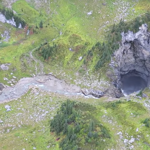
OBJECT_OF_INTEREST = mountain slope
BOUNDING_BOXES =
[1,0,150,150]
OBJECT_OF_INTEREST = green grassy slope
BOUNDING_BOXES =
[0,90,150,149]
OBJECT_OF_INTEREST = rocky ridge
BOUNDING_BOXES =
[111,24,150,94]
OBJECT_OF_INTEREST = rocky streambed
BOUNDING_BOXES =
[0,74,105,103]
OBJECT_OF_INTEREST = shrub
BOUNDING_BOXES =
[143,118,150,128]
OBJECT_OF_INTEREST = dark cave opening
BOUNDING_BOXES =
[120,70,148,95]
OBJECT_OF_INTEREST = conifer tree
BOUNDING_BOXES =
[39,21,43,28]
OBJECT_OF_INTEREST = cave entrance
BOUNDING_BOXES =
[120,70,147,95]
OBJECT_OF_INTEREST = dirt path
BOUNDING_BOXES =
[29,47,44,75]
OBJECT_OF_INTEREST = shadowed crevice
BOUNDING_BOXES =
[120,70,147,95]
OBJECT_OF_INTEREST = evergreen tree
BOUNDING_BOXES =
[67,126,74,140]
[39,21,43,28]
[89,120,95,131]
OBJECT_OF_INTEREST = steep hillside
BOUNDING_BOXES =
[1,0,150,150]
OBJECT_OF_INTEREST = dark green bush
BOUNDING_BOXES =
[143,118,150,128]
[50,100,111,149]
[38,43,57,60]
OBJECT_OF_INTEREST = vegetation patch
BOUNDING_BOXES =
[12,0,47,26]
[143,118,150,128]
[50,100,111,150]
[37,43,58,60]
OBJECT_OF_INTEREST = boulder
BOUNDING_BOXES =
[82,89,104,98]
[0,64,10,70]
[5,105,11,112]
[105,85,124,98]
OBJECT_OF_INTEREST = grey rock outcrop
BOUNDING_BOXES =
[5,105,11,112]
[0,64,10,71]
[81,89,104,98]
[111,24,150,93]
[0,13,16,27]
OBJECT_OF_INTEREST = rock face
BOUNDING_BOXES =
[81,89,104,98]
[0,83,5,95]
[0,13,16,27]
[111,24,150,95]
